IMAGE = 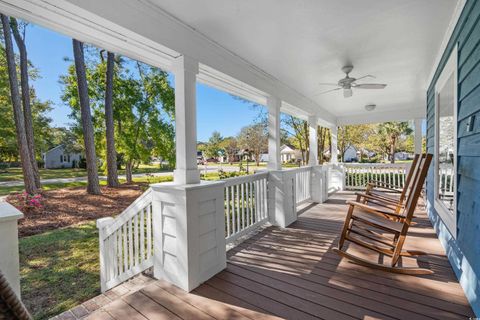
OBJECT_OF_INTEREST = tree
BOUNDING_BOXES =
[1,14,37,194]
[220,137,239,164]
[72,39,101,194]
[61,48,175,182]
[10,17,41,188]
[378,122,412,163]
[317,126,330,164]
[104,51,119,187]
[204,131,223,159]
[282,115,309,164]
[237,124,267,166]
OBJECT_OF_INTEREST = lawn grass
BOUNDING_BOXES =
[0,168,88,182]
[0,182,89,196]
[0,175,175,196]
[0,164,171,183]
[19,222,100,320]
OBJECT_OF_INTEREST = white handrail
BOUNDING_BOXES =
[97,188,154,292]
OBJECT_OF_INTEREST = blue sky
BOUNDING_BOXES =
[25,23,263,142]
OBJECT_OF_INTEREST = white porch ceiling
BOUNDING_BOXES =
[0,0,461,125]
[148,0,458,121]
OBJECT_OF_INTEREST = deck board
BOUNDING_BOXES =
[87,192,474,320]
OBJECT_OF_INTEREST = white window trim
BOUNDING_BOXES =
[434,43,458,239]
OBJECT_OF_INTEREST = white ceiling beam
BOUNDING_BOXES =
[0,0,336,126]
[337,107,426,126]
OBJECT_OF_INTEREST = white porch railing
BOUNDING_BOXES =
[97,165,327,291]
[97,188,154,292]
[290,167,313,205]
[224,172,269,246]
[342,163,409,190]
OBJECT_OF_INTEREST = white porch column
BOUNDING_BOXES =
[0,203,23,298]
[173,55,200,185]
[330,126,338,163]
[267,96,281,170]
[414,118,423,154]
[308,115,318,166]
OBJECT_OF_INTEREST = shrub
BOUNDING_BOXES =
[9,192,44,212]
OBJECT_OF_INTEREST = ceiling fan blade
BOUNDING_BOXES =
[314,87,342,96]
[354,75,375,82]
[318,83,340,86]
[343,88,353,98]
[354,83,387,89]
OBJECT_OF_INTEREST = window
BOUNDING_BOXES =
[434,44,457,238]
[60,155,63,163]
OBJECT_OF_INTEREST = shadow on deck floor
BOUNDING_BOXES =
[59,192,474,320]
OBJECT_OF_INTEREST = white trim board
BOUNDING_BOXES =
[0,0,336,126]
[433,44,458,239]
[426,0,466,89]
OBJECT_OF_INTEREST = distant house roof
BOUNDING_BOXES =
[280,144,296,154]
[43,144,64,155]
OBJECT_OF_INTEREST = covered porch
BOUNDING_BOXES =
[59,192,473,319]
[0,0,478,319]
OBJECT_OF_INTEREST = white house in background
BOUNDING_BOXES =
[43,145,82,169]
[394,151,411,161]
[280,145,302,163]
[343,145,358,162]
[324,145,358,162]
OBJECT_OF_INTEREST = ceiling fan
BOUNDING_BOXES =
[318,65,387,98]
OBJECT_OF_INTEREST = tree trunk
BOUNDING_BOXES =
[125,160,133,184]
[104,51,119,187]
[1,15,37,195]
[10,18,41,189]
[72,39,101,195]
[390,136,396,164]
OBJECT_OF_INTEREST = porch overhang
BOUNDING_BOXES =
[0,0,464,128]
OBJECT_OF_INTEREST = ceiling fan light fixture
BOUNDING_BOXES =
[365,104,376,111]
[343,88,352,98]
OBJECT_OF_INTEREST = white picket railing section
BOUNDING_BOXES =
[291,167,312,205]
[224,172,269,245]
[342,163,409,190]
[98,188,154,292]
[439,165,455,195]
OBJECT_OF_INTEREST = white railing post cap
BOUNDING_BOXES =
[96,217,114,229]
[0,202,23,222]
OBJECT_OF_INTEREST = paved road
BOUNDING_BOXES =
[0,165,243,188]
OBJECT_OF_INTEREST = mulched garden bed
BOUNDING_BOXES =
[7,184,145,237]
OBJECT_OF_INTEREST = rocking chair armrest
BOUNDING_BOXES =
[346,200,405,219]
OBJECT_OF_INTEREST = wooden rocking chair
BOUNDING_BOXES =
[333,153,433,275]
[359,154,423,215]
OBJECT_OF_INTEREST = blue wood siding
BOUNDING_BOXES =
[426,0,480,315]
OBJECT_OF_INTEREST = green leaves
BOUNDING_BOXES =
[59,46,176,169]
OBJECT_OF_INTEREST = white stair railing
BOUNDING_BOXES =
[342,163,409,190]
[97,188,154,292]
[224,172,269,245]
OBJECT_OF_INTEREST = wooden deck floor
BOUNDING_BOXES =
[87,192,474,320]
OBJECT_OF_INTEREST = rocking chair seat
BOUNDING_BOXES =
[352,209,403,234]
